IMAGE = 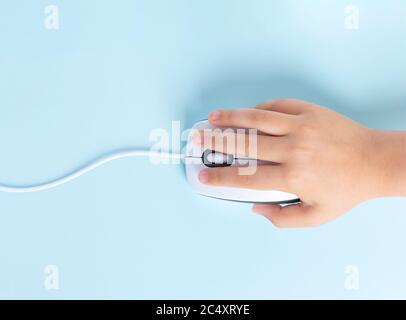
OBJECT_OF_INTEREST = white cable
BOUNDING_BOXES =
[0,150,184,193]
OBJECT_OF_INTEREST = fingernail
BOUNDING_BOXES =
[192,131,203,145]
[209,110,221,121]
[199,170,209,184]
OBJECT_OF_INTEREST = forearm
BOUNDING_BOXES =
[372,130,406,198]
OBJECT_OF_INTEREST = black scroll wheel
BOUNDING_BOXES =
[202,149,234,168]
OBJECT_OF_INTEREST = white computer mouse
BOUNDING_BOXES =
[185,120,300,203]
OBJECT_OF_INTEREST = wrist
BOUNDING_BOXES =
[368,129,406,198]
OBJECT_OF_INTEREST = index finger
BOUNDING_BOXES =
[208,108,296,136]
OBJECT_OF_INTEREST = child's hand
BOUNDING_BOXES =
[195,99,406,228]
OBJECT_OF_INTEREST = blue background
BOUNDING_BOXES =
[0,0,405,299]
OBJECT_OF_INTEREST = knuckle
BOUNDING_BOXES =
[248,110,261,123]
[284,167,303,187]
[290,141,310,157]
[296,123,315,136]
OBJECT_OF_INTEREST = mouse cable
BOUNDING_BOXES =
[0,150,184,193]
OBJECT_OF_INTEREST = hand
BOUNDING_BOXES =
[194,99,406,228]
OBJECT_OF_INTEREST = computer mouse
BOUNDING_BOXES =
[184,120,300,203]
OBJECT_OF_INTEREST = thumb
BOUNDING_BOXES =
[252,203,322,228]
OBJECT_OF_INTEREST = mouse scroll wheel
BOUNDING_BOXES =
[202,149,234,168]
